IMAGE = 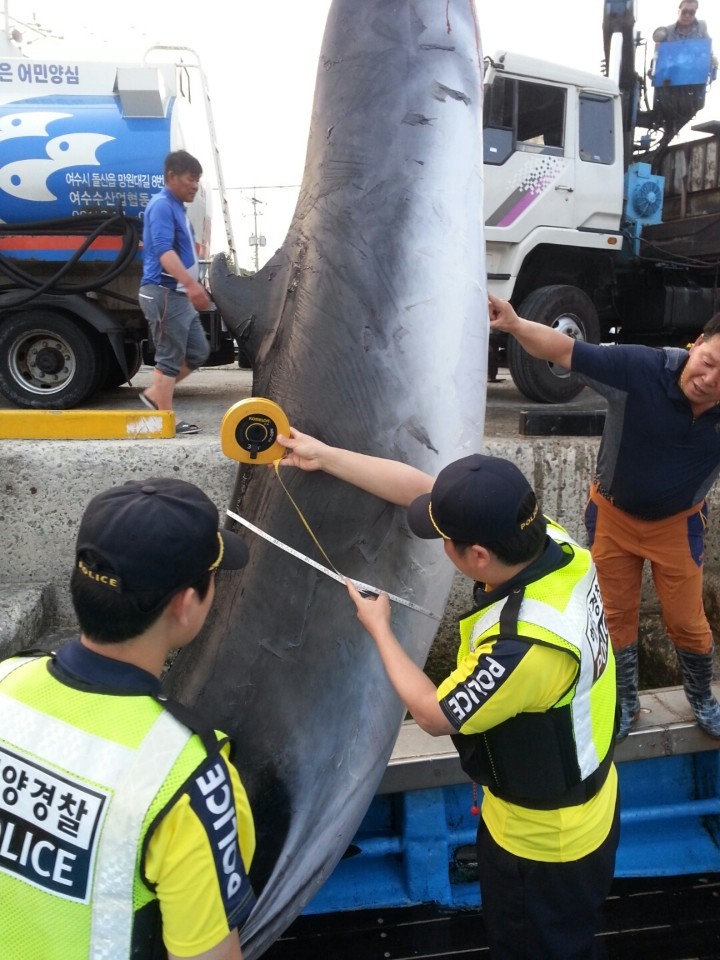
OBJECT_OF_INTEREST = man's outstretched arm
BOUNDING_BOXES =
[488,294,575,369]
[278,429,433,506]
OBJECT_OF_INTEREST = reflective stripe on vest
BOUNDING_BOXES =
[0,657,194,958]
[91,711,192,958]
[467,598,577,657]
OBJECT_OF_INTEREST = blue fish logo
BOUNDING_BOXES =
[0,130,115,201]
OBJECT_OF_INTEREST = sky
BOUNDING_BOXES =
[2,0,719,271]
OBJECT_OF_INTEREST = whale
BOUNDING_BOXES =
[162,1,487,955]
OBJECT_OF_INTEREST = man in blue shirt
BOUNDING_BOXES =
[489,293,720,741]
[138,150,212,435]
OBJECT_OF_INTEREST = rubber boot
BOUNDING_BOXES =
[614,643,640,741]
[675,648,720,738]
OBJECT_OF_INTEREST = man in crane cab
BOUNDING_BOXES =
[657,0,710,41]
[651,1,716,123]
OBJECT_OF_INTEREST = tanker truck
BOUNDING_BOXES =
[0,32,238,409]
[486,0,719,403]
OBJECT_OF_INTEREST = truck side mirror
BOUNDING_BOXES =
[483,127,514,166]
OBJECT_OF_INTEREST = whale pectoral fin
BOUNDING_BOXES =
[210,249,295,364]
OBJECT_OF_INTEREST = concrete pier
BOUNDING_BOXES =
[2,367,719,644]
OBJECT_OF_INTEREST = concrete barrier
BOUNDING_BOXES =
[2,434,720,631]
[1,436,238,629]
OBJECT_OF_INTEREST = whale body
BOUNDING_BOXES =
[163,1,487,955]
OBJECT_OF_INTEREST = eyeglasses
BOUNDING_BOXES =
[679,7,697,15]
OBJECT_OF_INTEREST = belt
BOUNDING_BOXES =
[143,283,187,297]
[592,482,700,523]
[593,481,614,504]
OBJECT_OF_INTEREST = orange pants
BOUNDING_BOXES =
[584,483,712,654]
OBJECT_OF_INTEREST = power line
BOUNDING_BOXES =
[223,184,302,191]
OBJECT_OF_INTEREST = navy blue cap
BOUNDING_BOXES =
[75,477,248,597]
[407,454,539,544]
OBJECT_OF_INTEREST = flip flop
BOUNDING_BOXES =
[139,392,159,411]
[175,420,200,435]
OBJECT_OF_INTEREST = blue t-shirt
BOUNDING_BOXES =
[141,186,199,290]
[572,340,720,518]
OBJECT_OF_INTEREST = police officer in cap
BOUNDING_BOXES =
[279,429,619,960]
[0,478,254,960]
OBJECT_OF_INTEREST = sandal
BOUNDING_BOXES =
[139,392,159,411]
[175,420,200,435]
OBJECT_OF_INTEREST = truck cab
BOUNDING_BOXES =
[484,52,626,401]
[484,34,718,404]
[484,52,625,298]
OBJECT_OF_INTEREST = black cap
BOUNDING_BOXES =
[407,454,539,544]
[75,477,248,598]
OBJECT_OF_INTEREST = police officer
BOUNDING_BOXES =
[278,430,619,960]
[0,478,255,960]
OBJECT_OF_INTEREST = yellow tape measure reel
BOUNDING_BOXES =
[220,398,290,464]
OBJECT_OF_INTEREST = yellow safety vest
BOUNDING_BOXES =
[0,654,250,959]
[452,525,617,806]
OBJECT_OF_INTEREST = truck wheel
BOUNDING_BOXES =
[488,344,499,383]
[236,345,253,369]
[101,341,143,391]
[0,311,100,409]
[506,285,600,403]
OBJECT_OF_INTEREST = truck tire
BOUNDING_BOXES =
[236,345,253,369]
[506,285,600,403]
[101,341,143,391]
[0,310,100,409]
[488,344,499,383]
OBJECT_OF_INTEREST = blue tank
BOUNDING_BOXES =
[0,57,209,261]
[0,96,172,225]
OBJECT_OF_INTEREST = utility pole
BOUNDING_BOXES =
[1,3,61,54]
[248,190,266,273]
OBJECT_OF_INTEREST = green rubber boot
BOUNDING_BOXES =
[615,643,640,741]
[675,648,720,738]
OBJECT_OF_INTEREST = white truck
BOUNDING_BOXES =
[486,0,718,402]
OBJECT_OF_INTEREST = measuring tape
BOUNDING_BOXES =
[220,396,440,620]
[227,509,441,621]
[221,398,290,464]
